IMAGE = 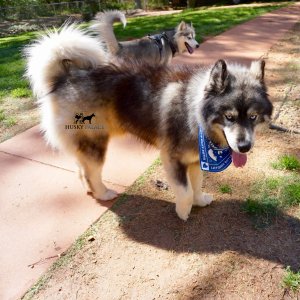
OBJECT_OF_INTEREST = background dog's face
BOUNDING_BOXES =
[175,21,199,54]
[202,60,273,153]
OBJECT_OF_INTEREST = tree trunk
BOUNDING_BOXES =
[187,0,196,8]
[135,0,143,9]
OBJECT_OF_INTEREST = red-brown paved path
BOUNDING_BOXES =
[0,3,299,299]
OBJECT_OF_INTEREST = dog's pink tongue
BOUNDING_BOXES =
[185,43,194,54]
[232,151,247,168]
[188,47,194,54]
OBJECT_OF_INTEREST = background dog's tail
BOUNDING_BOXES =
[25,24,107,98]
[91,10,126,54]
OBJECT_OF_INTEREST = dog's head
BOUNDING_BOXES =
[201,59,273,166]
[175,21,199,54]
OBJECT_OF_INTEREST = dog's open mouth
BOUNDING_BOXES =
[232,151,247,168]
[223,132,248,168]
[185,42,194,54]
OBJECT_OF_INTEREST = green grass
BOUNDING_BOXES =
[243,197,278,228]
[0,109,17,128]
[11,87,32,98]
[282,266,300,293]
[0,32,37,100]
[113,4,286,41]
[0,109,5,122]
[272,154,300,171]
[3,116,17,127]
[219,184,232,194]
[243,173,300,228]
[282,181,300,207]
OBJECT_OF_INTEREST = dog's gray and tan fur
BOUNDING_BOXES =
[91,10,199,65]
[25,25,272,220]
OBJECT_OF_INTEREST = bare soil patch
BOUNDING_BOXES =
[23,22,300,300]
[265,23,300,133]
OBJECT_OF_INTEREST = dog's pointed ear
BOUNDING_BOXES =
[177,21,187,31]
[207,60,229,93]
[250,59,265,82]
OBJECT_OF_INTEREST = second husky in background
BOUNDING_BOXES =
[91,10,199,64]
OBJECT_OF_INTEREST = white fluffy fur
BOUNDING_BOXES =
[250,60,264,81]
[25,24,109,150]
[91,10,126,54]
[25,24,107,98]
[159,82,182,132]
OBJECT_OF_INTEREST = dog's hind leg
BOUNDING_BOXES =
[160,150,193,221]
[76,135,118,201]
[188,163,213,207]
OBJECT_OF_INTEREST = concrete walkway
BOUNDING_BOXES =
[1,3,300,299]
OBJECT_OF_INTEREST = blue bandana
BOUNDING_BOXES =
[198,126,232,172]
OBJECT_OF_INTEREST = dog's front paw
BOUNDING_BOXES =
[176,203,192,221]
[194,192,213,207]
[94,189,118,201]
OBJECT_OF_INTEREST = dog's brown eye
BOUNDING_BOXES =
[225,114,234,121]
[249,114,257,121]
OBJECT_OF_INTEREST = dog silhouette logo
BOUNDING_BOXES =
[74,113,83,124]
[74,113,96,124]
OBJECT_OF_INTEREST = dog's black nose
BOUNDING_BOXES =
[196,44,199,48]
[237,141,251,153]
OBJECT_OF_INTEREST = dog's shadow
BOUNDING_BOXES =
[111,195,300,269]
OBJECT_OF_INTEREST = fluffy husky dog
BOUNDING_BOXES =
[25,25,272,220]
[90,10,199,65]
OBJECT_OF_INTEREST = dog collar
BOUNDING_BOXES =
[198,126,232,172]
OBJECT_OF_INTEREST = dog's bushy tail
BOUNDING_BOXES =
[91,10,126,54]
[25,24,107,99]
